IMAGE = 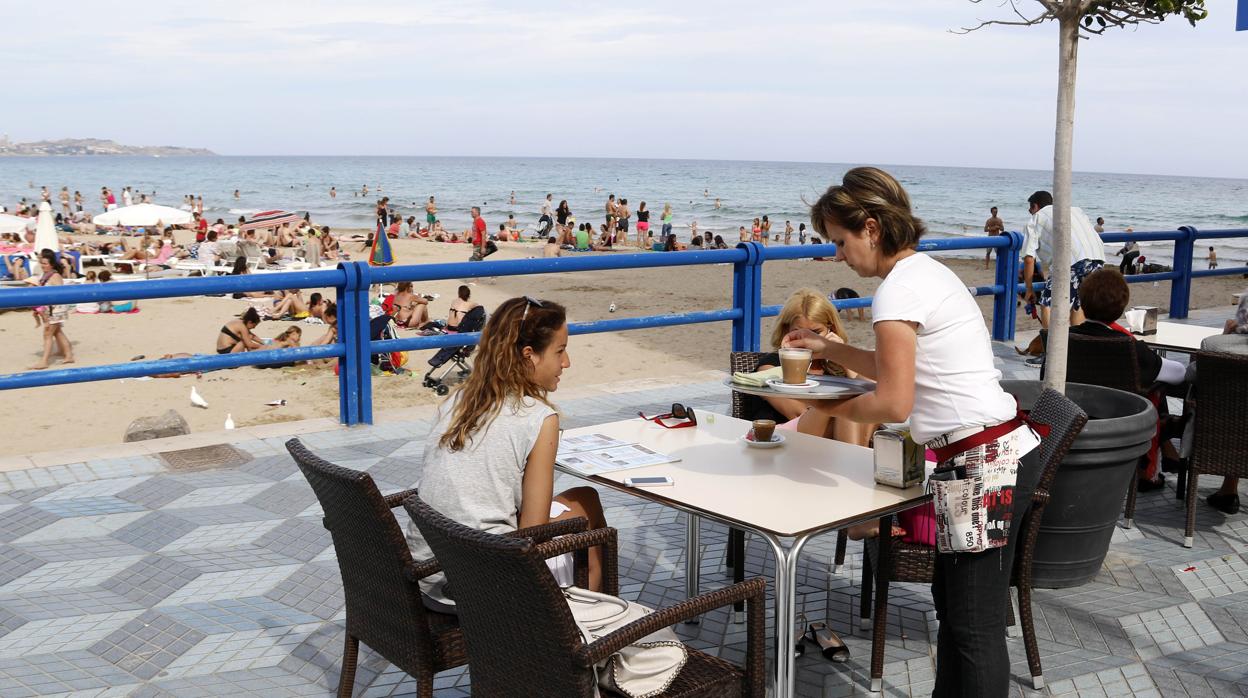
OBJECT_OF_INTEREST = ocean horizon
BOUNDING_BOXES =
[3,155,1245,265]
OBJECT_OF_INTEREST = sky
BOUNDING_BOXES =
[5,0,1247,178]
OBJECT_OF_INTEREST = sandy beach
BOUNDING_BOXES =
[1,230,1243,457]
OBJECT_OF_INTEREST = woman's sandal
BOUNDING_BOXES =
[805,621,850,662]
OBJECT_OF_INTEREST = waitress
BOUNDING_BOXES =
[784,167,1041,697]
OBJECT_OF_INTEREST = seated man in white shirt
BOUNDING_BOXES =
[197,230,220,266]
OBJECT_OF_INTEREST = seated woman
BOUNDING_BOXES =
[744,288,874,447]
[390,282,431,328]
[265,290,311,319]
[446,284,480,332]
[405,297,609,612]
[217,307,265,354]
[1073,269,1185,491]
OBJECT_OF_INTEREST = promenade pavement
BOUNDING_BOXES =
[0,309,1243,697]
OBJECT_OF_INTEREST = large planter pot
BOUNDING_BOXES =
[1002,380,1157,589]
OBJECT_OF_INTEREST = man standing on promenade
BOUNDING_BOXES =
[983,206,1004,269]
[1022,190,1106,332]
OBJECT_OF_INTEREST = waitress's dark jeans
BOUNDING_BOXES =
[931,447,1042,698]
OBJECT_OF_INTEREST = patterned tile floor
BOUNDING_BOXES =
[0,309,1243,697]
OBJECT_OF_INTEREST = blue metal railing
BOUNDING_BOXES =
[2,228,1245,426]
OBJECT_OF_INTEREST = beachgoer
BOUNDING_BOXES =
[217,308,264,354]
[257,325,302,351]
[1209,246,1218,270]
[786,167,1040,696]
[604,194,617,232]
[425,196,438,231]
[27,250,74,369]
[509,190,516,206]
[58,187,70,215]
[751,217,762,243]
[1117,240,1140,275]
[785,220,793,245]
[391,282,431,328]
[690,219,698,240]
[635,202,650,248]
[1094,216,1105,233]
[447,285,479,332]
[309,303,338,356]
[661,203,673,239]
[405,296,610,609]
[984,206,1004,269]
[330,186,337,198]
[469,207,490,260]
[713,235,727,249]
[544,235,562,257]
[799,222,808,244]
[538,194,554,237]
[714,197,721,209]
[1022,190,1107,330]
[555,199,571,239]
[663,233,678,252]
[233,189,240,199]
[616,198,630,239]
[834,287,867,321]
[738,225,749,243]
[760,215,771,246]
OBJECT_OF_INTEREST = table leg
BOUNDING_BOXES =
[684,513,700,624]
[870,513,894,694]
[762,533,812,698]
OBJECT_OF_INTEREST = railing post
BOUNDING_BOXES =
[336,262,361,425]
[1171,226,1196,319]
[992,231,1023,342]
[731,242,764,352]
[354,263,375,424]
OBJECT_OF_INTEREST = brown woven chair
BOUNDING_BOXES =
[1046,332,1163,521]
[1183,351,1248,548]
[858,388,1087,691]
[727,352,850,592]
[404,494,768,698]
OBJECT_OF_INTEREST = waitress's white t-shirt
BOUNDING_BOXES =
[871,253,1016,443]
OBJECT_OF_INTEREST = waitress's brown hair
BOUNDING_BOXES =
[809,167,927,257]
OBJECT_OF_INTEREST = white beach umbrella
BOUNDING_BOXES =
[0,213,34,235]
[34,202,58,254]
[92,203,193,227]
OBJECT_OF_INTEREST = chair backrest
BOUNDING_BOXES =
[1048,333,1145,395]
[1025,388,1089,494]
[405,495,595,698]
[1191,351,1248,476]
[729,351,768,419]
[285,439,436,664]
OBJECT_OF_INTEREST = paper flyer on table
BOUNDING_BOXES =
[557,434,679,475]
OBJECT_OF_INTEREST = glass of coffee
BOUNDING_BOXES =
[778,347,812,384]
[751,419,776,442]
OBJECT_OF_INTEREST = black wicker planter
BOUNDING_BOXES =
[1004,380,1157,589]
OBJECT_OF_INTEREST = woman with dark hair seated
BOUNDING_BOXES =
[1073,268,1185,491]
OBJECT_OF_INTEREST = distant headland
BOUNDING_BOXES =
[0,136,215,157]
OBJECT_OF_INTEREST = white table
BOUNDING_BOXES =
[558,413,928,697]
[1137,321,1221,353]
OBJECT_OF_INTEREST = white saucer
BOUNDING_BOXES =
[765,378,817,392]
[742,433,785,449]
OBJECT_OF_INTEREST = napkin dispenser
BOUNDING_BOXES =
[1130,305,1158,335]
[873,427,925,488]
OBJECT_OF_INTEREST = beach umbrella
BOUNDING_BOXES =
[92,203,193,227]
[240,210,306,232]
[369,220,394,266]
[0,213,34,235]
[34,202,58,254]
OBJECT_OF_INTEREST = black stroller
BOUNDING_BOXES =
[422,305,486,395]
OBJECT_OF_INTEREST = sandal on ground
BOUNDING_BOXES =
[805,622,850,663]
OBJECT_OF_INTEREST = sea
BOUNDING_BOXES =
[2,156,1246,265]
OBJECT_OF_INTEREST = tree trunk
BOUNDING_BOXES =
[1044,13,1081,394]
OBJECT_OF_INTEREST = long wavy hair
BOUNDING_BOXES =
[439,297,567,452]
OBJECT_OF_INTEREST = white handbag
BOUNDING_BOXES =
[563,586,688,698]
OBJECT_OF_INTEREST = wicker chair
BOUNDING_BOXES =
[727,352,850,593]
[404,494,768,698]
[1183,351,1248,547]
[287,438,467,697]
[1045,332,1164,520]
[858,388,1087,691]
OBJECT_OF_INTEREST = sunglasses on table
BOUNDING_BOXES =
[638,403,697,429]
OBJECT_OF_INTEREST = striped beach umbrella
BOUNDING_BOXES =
[369,220,394,266]
[239,210,305,232]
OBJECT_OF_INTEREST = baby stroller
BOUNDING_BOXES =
[422,305,486,395]
[370,313,408,374]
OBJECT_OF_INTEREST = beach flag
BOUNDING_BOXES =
[1239,0,1247,31]
[369,221,394,266]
